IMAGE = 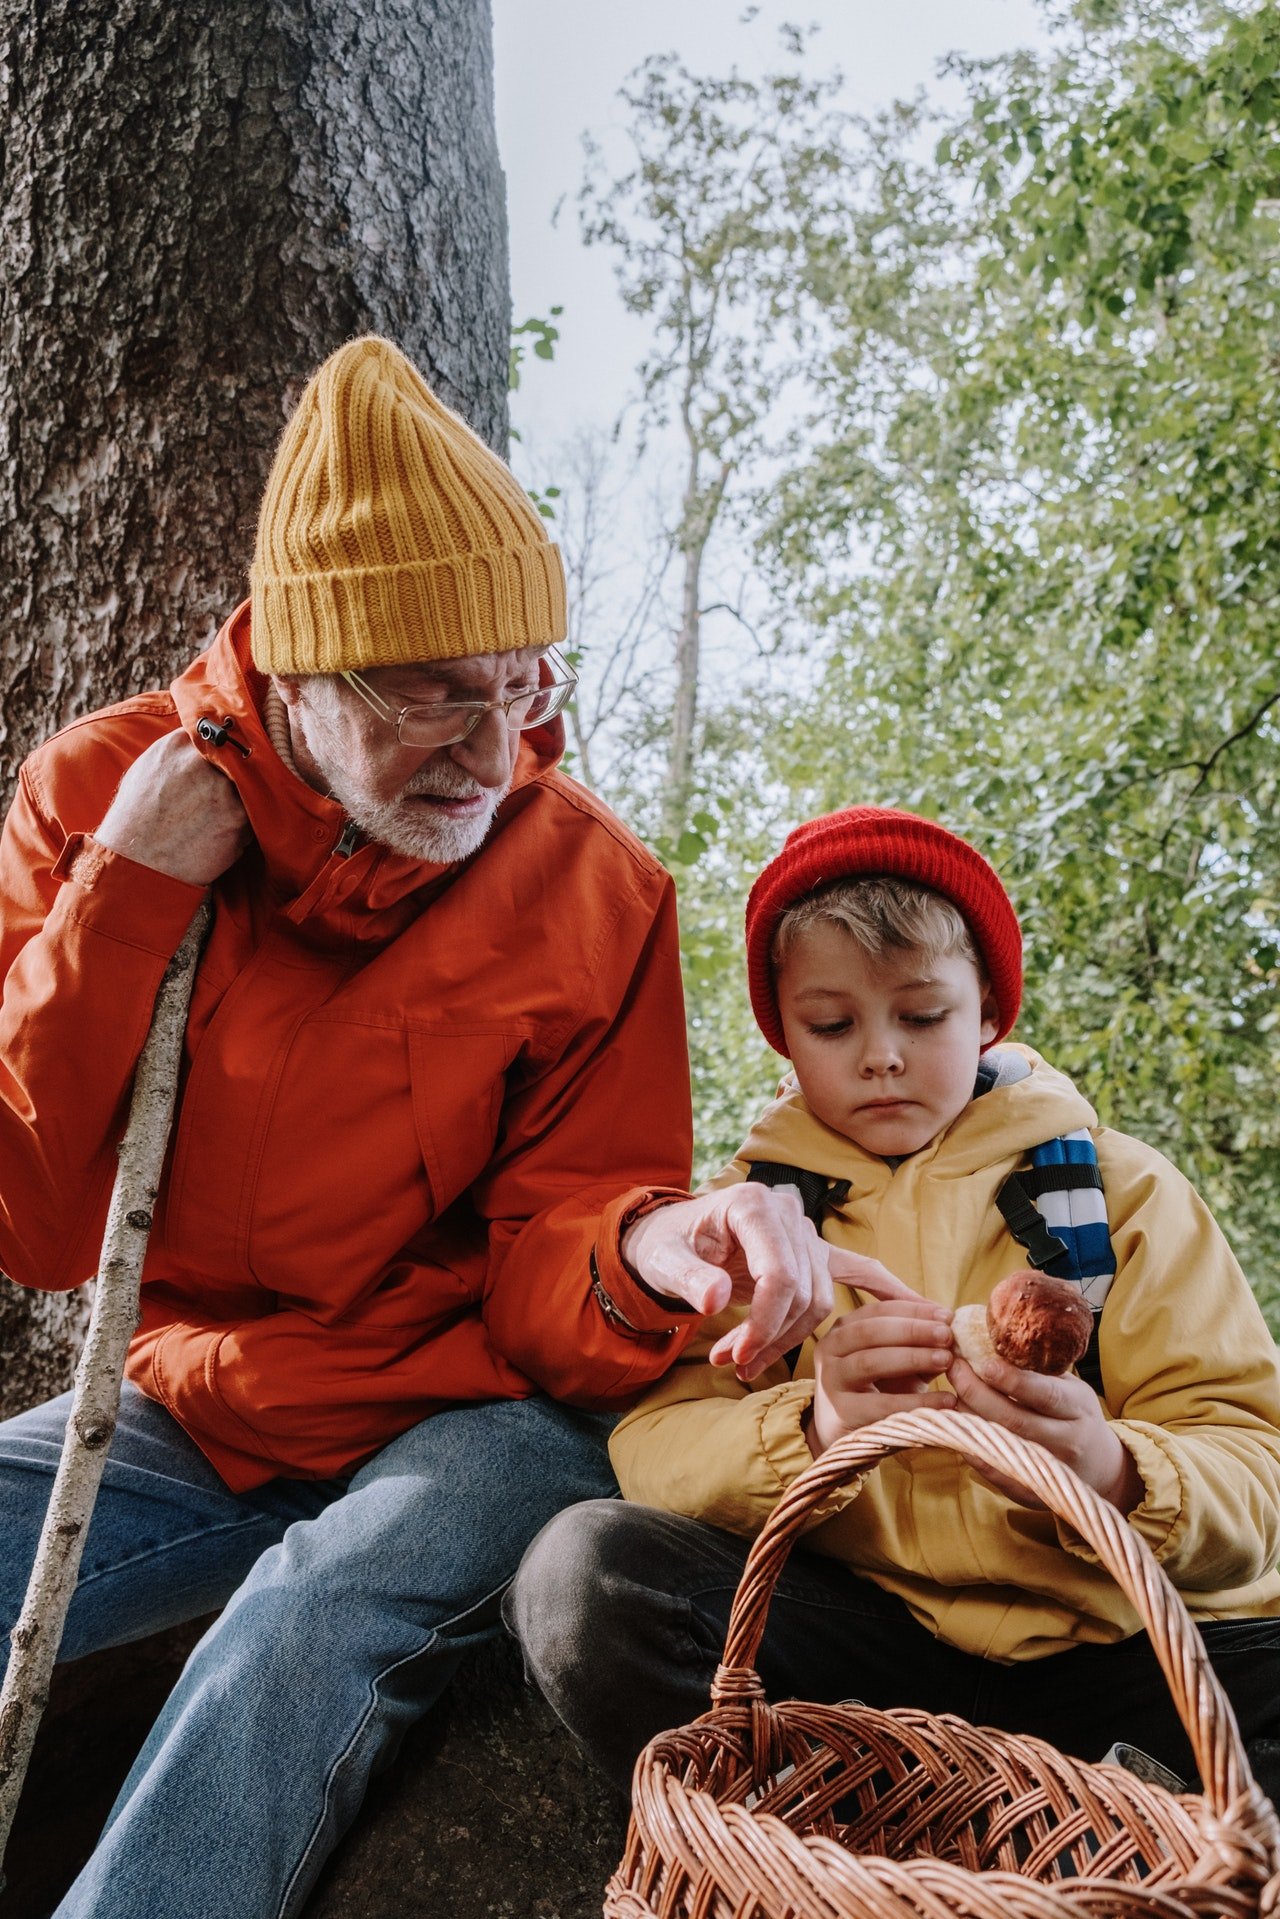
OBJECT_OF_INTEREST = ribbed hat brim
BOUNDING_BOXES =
[249,543,567,672]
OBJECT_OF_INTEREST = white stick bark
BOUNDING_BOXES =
[0,898,211,1877]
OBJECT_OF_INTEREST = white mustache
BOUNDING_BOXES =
[403,773,488,802]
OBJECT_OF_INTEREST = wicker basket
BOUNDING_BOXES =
[606,1407,1280,1919]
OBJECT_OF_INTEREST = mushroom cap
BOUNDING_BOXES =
[987,1271,1092,1375]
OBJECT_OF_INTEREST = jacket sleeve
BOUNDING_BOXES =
[608,1154,867,1532]
[0,757,206,1291]
[609,1330,844,1530]
[613,1131,1280,1596]
[475,866,700,1406]
[1056,1130,1280,1592]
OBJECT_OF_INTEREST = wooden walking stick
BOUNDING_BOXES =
[0,898,211,1879]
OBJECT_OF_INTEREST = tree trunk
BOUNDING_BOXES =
[664,530,703,843]
[0,0,510,1415]
[663,432,706,845]
[663,442,729,845]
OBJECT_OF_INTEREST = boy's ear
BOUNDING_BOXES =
[978,988,1001,1049]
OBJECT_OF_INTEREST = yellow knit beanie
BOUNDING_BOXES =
[250,336,566,673]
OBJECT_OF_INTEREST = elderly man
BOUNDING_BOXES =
[0,338,834,1918]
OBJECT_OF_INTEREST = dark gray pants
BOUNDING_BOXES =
[506,1499,1280,1800]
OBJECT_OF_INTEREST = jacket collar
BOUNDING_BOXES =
[169,600,567,924]
[737,1046,1097,1185]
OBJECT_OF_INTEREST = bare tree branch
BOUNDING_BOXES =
[0,900,211,1877]
[1109,684,1280,802]
[697,599,765,652]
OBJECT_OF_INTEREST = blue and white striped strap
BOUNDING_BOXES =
[1025,1130,1116,1310]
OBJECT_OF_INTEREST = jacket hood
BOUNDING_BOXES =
[736,1045,1096,1183]
[169,600,567,928]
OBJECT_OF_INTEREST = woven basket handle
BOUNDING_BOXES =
[715,1407,1256,1819]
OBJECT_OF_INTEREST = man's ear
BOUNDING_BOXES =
[273,674,303,710]
[978,988,1001,1049]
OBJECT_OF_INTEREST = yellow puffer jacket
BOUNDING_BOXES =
[611,1048,1280,1660]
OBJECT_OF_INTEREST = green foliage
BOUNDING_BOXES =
[588,2,1280,1328]
[509,310,563,392]
[578,42,855,838]
[743,0,1280,1328]
[510,311,564,518]
[579,44,845,467]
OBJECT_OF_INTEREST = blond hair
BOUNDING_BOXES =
[771,875,983,978]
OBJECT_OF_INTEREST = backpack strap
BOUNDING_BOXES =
[996,1129,1115,1393]
[745,1138,1117,1395]
[744,1160,851,1375]
[744,1160,850,1227]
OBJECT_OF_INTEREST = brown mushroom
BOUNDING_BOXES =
[953,1270,1092,1378]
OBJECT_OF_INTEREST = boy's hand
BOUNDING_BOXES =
[623,1188,915,1381]
[947,1352,1143,1514]
[806,1282,956,1458]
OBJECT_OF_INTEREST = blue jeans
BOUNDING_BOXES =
[0,1382,617,1918]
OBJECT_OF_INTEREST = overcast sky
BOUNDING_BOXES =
[487,1,1057,746]
[491,0,1054,455]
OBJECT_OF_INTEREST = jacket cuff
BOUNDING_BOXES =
[1052,1422,1181,1564]
[592,1186,693,1335]
[755,1383,867,1528]
[51,834,208,954]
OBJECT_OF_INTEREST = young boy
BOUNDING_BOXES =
[509,805,1280,1798]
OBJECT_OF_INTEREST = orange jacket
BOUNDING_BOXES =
[0,605,695,1489]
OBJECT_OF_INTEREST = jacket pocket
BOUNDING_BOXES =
[408,1027,515,1217]
[237,1018,432,1311]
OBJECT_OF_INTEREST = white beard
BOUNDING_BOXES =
[291,681,510,864]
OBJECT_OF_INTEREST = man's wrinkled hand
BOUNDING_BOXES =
[95,732,253,887]
[621,1187,917,1382]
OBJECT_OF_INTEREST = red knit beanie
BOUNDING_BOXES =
[745,806,1022,1056]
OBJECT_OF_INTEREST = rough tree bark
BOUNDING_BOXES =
[0,0,511,1415]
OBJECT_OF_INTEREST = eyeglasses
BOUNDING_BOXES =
[340,648,577,749]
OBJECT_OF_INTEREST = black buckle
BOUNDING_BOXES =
[195,714,251,757]
[996,1174,1069,1271]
